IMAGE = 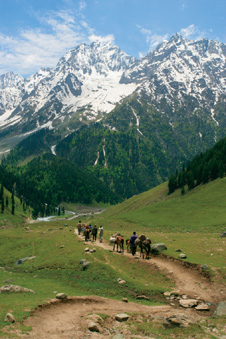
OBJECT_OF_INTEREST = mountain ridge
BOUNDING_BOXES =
[1,34,226,151]
[1,33,226,201]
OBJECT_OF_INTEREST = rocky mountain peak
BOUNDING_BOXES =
[0,72,24,90]
[56,40,136,76]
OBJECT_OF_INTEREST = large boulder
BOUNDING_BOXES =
[0,285,34,294]
[115,313,129,322]
[56,293,67,300]
[88,321,100,332]
[82,261,90,271]
[220,231,226,237]
[179,299,199,308]
[151,243,167,253]
[195,303,210,311]
[15,256,36,265]
[164,315,192,328]
[4,313,15,323]
[214,301,226,316]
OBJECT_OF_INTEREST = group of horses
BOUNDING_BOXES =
[110,234,152,259]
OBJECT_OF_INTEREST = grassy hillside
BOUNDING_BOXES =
[0,187,31,228]
[87,178,226,271]
[1,178,226,337]
[95,178,226,232]
[0,220,173,336]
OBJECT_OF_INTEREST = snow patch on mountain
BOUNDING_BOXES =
[121,34,226,107]
[0,41,137,132]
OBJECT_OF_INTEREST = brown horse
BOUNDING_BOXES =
[135,236,151,259]
[112,235,124,253]
[141,239,151,259]
[126,239,131,252]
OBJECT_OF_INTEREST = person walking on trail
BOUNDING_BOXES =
[92,225,98,241]
[81,224,86,236]
[130,231,138,256]
[76,221,82,235]
[99,225,104,243]
[84,226,90,241]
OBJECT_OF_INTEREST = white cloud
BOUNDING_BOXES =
[148,33,169,50]
[137,25,169,52]
[89,34,115,44]
[180,24,207,40]
[79,0,87,11]
[0,6,109,77]
[180,24,197,38]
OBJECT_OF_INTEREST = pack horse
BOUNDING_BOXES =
[110,234,124,253]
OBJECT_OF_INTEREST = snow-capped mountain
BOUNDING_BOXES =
[1,34,226,154]
[0,72,24,115]
[0,41,136,145]
[121,33,226,112]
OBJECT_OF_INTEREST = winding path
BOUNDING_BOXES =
[9,232,226,339]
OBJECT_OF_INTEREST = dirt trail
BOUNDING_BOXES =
[7,232,226,339]
[14,296,200,339]
[89,235,224,303]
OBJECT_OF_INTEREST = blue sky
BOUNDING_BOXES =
[0,0,225,77]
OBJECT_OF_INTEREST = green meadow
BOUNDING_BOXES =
[1,178,226,337]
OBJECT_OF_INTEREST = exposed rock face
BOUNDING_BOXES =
[0,42,136,148]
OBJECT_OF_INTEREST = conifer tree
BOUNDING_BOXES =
[181,185,185,195]
[11,190,15,215]
[168,174,177,194]
[1,197,4,213]
[0,184,3,201]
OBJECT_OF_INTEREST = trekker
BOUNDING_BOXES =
[92,225,98,241]
[84,226,90,241]
[130,231,138,256]
[99,225,104,243]
[81,224,86,236]
[76,221,82,235]
[146,238,151,258]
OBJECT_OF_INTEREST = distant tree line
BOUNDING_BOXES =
[168,136,226,194]
[0,153,120,218]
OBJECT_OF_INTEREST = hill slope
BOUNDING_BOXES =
[97,177,226,232]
